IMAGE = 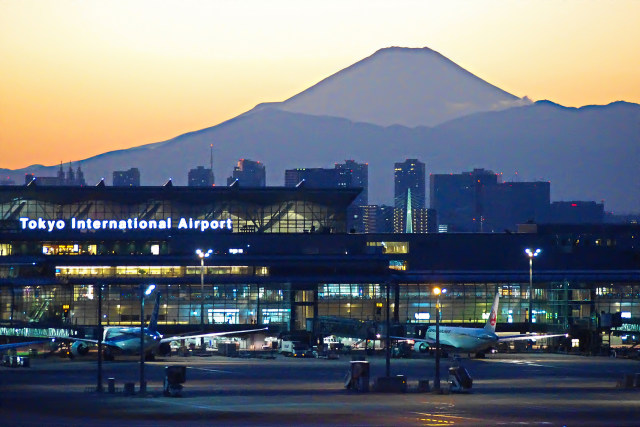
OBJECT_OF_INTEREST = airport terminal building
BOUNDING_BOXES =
[1,185,639,350]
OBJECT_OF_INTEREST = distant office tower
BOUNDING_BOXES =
[284,168,339,188]
[227,159,266,187]
[113,168,140,187]
[360,205,378,234]
[336,160,368,233]
[415,208,438,233]
[483,181,550,231]
[376,205,396,233]
[430,168,499,232]
[188,166,214,187]
[394,159,426,233]
[396,205,438,233]
[25,162,86,186]
[75,164,85,186]
[543,201,604,224]
[335,160,368,206]
[430,168,551,232]
[285,161,369,232]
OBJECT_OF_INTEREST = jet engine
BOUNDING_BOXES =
[71,341,90,356]
[413,341,429,353]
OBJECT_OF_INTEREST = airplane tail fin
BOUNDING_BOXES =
[148,292,160,333]
[484,293,500,333]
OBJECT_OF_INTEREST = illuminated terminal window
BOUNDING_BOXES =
[414,312,430,321]
[367,241,409,254]
[0,244,11,256]
[43,243,96,255]
[389,260,407,271]
[56,265,269,277]
[186,266,269,276]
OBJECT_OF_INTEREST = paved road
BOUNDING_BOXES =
[1,352,639,426]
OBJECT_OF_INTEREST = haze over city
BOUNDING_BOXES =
[1,0,639,170]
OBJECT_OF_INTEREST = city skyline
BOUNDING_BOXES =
[2,1,639,169]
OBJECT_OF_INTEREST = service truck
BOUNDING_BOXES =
[279,340,310,357]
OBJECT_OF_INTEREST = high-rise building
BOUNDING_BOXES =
[483,181,550,231]
[284,168,339,188]
[376,205,396,233]
[285,161,369,232]
[430,168,552,232]
[394,159,425,233]
[25,163,86,186]
[227,159,266,187]
[336,160,369,233]
[188,166,214,187]
[360,205,378,234]
[335,160,368,206]
[113,168,140,187]
[543,201,604,224]
[430,168,499,232]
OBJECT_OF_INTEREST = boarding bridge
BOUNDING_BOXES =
[310,316,378,340]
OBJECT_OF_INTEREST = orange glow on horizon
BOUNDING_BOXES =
[1,1,639,169]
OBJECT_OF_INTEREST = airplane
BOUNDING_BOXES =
[54,293,267,360]
[396,293,567,357]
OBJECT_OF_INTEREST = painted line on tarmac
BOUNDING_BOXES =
[156,398,342,411]
[412,412,481,425]
[479,359,549,368]
[187,366,238,375]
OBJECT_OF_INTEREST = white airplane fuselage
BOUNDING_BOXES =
[103,326,162,354]
[426,326,498,353]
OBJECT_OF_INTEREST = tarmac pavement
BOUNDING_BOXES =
[1,352,640,426]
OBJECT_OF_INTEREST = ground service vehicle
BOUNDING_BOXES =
[279,340,311,357]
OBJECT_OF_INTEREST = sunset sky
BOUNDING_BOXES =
[1,0,639,170]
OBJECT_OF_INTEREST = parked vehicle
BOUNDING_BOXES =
[279,340,312,357]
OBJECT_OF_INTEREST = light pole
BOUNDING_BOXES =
[196,249,213,329]
[525,248,541,334]
[385,281,391,378]
[140,283,156,395]
[97,284,103,393]
[433,287,446,391]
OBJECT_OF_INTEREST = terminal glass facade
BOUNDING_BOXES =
[2,281,639,333]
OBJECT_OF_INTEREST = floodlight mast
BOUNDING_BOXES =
[433,287,446,391]
[525,248,541,333]
[140,283,156,395]
[196,249,213,329]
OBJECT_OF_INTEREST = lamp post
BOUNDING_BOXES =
[525,248,541,334]
[433,287,446,391]
[196,249,213,329]
[96,284,103,393]
[385,281,391,378]
[140,283,156,395]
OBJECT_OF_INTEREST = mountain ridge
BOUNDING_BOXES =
[2,100,638,213]
[1,46,638,213]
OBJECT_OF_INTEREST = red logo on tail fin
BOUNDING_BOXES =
[489,310,497,327]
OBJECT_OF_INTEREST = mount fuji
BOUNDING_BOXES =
[267,47,531,127]
[2,47,639,213]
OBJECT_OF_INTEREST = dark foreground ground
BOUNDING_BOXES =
[1,351,639,426]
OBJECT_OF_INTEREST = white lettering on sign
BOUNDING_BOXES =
[19,217,232,232]
[177,217,232,231]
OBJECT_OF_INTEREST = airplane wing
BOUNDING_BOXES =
[0,340,48,351]
[390,336,435,345]
[159,327,268,344]
[498,333,568,342]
